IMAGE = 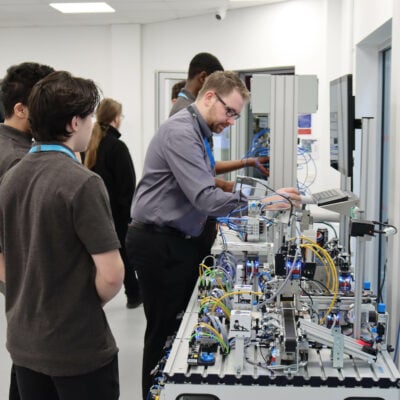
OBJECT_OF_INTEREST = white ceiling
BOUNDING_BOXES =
[0,0,288,28]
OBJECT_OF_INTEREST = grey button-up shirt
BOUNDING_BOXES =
[131,105,245,237]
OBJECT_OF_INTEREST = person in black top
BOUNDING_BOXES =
[85,98,141,308]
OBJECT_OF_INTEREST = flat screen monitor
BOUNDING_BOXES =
[329,74,355,180]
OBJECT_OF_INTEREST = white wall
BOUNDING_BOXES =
[142,0,340,189]
[0,0,393,191]
[0,0,398,357]
[0,24,142,173]
[353,0,392,45]
[0,0,369,188]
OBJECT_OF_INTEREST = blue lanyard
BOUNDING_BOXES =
[187,104,215,172]
[29,144,79,162]
[203,137,215,171]
[178,92,189,100]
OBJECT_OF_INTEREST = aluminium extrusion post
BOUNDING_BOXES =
[268,75,297,190]
[234,336,245,375]
[250,74,318,191]
[358,118,379,289]
[332,325,344,368]
[352,208,369,340]
[250,74,318,253]
[352,118,375,339]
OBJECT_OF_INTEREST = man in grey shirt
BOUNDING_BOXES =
[0,62,54,176]
[126,70,301,400]
[169,52,270,271]
[0,70,124,400]
[169,53,269,181]
[0,61,54,400]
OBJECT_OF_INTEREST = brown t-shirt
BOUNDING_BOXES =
[0,123,33,295]
[168,88,195,117]
[0,148,120,376]
[0,123,32,177]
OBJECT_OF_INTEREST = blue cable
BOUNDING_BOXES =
[394,320,400,363]
[241,129,317,185]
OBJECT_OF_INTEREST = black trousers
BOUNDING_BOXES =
[14,355,119,400]
[117,226,141,303]
[9,364,20,400]
[120,243,141,303]
[126,226,199,400]
[194,217,218,265]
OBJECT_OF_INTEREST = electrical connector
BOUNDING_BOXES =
[350,219,375,237]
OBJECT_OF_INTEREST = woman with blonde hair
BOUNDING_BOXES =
[85,98,141,308]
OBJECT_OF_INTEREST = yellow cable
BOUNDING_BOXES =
[297,237,339,325]
[199,263,229,291]
[304,242,339,324]
[301,243,331,290]
[198,262,210,278]
[210,290,262,314]
[299,237,338,293]
[285,236,332,289]
[200,297,231,319]
[193,322,229,353]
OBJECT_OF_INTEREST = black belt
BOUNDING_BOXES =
[129,220,192,239]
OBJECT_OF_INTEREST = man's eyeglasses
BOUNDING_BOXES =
[215,92,241,120]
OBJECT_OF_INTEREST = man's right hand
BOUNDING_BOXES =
[261,187,301,210]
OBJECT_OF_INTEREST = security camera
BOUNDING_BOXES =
[215,8,226,21]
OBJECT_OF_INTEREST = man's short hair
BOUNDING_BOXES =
[1,62,54,118]
[28,71,100,142]
[198,71,250,102]
[188,53,224,80]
